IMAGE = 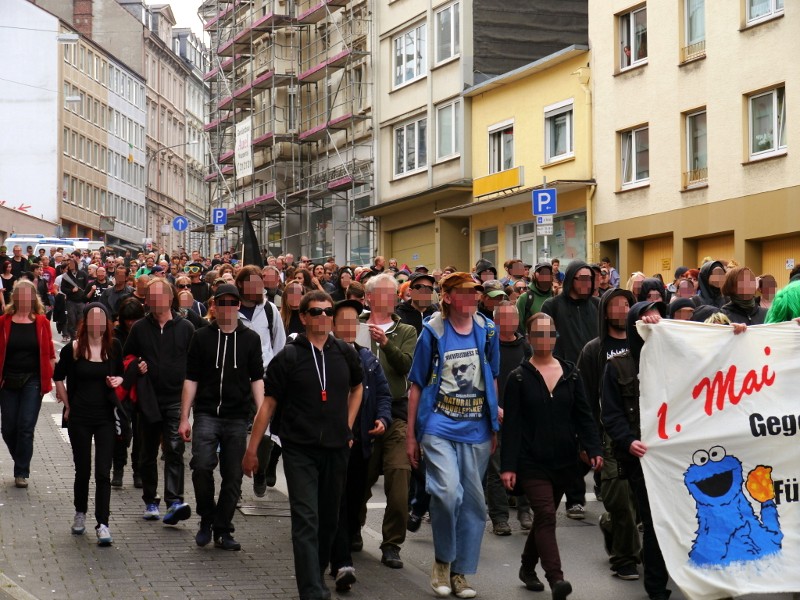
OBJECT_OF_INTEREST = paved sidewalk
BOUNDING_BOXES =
[0,395,429,600]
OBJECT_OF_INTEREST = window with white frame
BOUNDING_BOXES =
[619,6,647,70]
[747,0,783,23]
[685,109,707,184]
[749,86,786,157]
[436,100,461,160]
[544,100,574,163]
[620,125,649,185]
[489,122,514,173]
[393,24,426,87]
[684,0,705,56]
[435,3,460,64]
[394,117,427,176]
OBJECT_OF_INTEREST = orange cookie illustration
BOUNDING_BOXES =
[746,465,775,503]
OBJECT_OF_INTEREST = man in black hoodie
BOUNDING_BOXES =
[541,260,599,518]
[123,279,195,525]
[577,289,641,581]
[179,284,264,551]
[601,301,671,600]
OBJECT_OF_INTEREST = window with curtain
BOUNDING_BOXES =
[620,126,649,185]
[545,101,574,163]
[685,0,705,46]
[394,24,426,87]
[749,86,786,156]
[489,125,514,173]
[748,0,783,22]
[394,117,427,176]
[619,6,647,69]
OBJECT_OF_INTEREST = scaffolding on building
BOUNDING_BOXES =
[200,0,373,264]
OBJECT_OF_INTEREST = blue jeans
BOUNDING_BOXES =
[0,378,43,478]
[189,414,247,534]
[421,434,491,575]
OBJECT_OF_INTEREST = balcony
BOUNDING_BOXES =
[298,112,361,142]
[296,0,349,24]
[680,40,706,63]
[204,165,234,182]
[682,167,708,189]
[204,55,243,81]
[298,48,352,83]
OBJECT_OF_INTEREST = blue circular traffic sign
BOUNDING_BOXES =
[173,216,189,232]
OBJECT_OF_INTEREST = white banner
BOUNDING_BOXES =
[235,116,253,179]
[638,320,800,600]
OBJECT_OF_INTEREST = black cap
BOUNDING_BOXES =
[334,299,364,317]
[409,272,435,286]
[214,283,241,301]
[640,301,667,317]
[83,302,111,321]
[674,266,689,279]
[534,262,553,273]
[414,265,429,273]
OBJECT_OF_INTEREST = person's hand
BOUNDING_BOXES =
[368,324,389,347]
[406,436,420,469]
[590,455,604,471]
[732,323,747,335]
[497,407,504,425]
[106,376,123,388]
[579,450,590,465]
[242,450,258,478]
[178,419,191,442]
[63,405,70,421]
[368,420,386,436]
[641,314,661,325]
[629,440,648,458]
[72,287,79,293]
[138,360,148,374]
[500,471,516,492]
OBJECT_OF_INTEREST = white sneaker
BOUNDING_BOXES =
[96,524,113,546]
[566,504,586,520]
[431,560,451,597]
[71,512,86,535]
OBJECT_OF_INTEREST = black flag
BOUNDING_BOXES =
[240,209,263,268]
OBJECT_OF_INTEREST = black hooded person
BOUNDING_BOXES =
[692,261,727,309]
[667,298,695,321]
[637,278,666,303]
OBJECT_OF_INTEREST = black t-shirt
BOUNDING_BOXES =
[190,281,210,304]
[10,257,26,280]
[4,321,39,375]
[602,337,629,362]
[71,359,113,420]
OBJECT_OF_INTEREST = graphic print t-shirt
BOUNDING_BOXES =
[425,322,491,444]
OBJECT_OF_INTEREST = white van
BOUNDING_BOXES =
[64,238,105,252]
[2,234,65,252]
[34,243,76,258]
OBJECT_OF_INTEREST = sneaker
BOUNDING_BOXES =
[614,564,640,580]
[450,573,476,599]
[214,532,241,551]
[552,580,572,600]
[111,471,123,488]
[253,474,267,497]
[162,501,191,525]
[143,502,161,520]
[96,524,113,546]
[14,477,28,488]
[493,521,512,536]
[518,566,544,591]
[430,560,451,598]
[133,473,143,489]
[195,522,212,547]
[518,510,533,531]
[566,504,585,520]
[380,545,403,569]
[407,512,422,533]
[71,512,86,535]
[350,531,363,552]
[335,566,356,592]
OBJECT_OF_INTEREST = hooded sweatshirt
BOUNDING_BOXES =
[516,277,553,332]
[637,278,666,303]
[693,261,727,309]
[186,320,264,420]
[541,260,600,363]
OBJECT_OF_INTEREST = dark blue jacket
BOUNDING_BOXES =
[356,345,393,458]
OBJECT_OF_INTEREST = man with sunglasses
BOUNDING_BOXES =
[243,290,363,600]
[185,263,210,304]
[396,272,437,335]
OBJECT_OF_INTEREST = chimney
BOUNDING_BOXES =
[73,0,93,38]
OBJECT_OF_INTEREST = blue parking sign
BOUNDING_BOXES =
[532,189,557,215]
[212,208,228,226]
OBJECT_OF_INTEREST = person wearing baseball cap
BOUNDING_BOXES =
[406,271,498,598]
[478,280,507,320]
[516,263,554,332]
[396,272,438,335]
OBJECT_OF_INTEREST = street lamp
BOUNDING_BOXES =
[145,140,199,249]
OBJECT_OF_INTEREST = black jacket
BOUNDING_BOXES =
[186,320,263,420]
[720,301,766,325]
[498,334,531,407]
[122,311,195,398]
[395,301,436,336]
[62,269,88,303]
[693,261,727,309]
[541,260,600,363]
[501,359,601,476]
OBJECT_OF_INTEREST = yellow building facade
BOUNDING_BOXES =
[455,47,594,272]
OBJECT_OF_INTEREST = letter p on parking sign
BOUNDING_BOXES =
[532,189,557,215]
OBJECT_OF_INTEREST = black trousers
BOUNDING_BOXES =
[283,443,348,600]
[113,410,140,474]
[68,417,115,526]
[329,442,369,573]
[138,400,185,506]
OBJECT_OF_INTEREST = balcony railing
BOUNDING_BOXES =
[681,40,706,63]
[682,167,708,189]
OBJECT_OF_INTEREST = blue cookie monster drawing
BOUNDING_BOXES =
[684,446,782,567]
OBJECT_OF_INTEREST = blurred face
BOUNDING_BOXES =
[263,268,280,290]
[510,262,525,278]
[146,281,172,314]
[673,307,694,321]
[242,274,263,303]
[333,306,359,343]
[15,285,35,313]
[646,288,663,302]
[709,266,726,289]
[86,307,107,337]
[479,269,494,282]
[631,274,645,297]
[444,287,479,317]
[215,294,240,327]
[677,279,695,298]
[285,283,303,309]
[606,295,630,330]
[761,279,777,301]
[527,316,557,355]
[410,279,434,308]
[367,280,397,314]
[534,269,552,292]
[339,272,352,289]
[735,270,758,299]
[571,268,593,299]
[494,304,518,337]
[300,300,334,336]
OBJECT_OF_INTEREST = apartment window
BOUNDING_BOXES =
[544,100,574,163]
[87,51,94,78]
[436,100,461,160]
[749,86,786,157]
[620,125,649,185]
[620,6,647,70]
[435,3,460,64]
[394,117,427,176]
[63,128,69,154]
[683,0,705,60]
[71,132,77,157]
[479,228,498,266]
[79,46,85,71]
[393,24,426,87]
[748,0,783,23]
[77,136,84,162]
[489,123,514,173]
[685,110,707,186]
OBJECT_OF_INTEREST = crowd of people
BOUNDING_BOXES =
[1,243,800,600]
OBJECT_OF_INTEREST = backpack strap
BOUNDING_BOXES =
[266,301,276,345]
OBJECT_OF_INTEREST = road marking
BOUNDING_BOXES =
[50,414,71,444]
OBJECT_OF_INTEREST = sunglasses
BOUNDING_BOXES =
[216,298,239,307]
[304,306,335,317]
[600,271,609,276]
[176,283,191,289]
[412,284,433,291]
[184,265,201,274]
[529,330,559,338]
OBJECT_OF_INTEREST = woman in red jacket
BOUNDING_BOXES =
[0,279,56,488]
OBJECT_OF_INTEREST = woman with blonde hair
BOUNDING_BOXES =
[625,272,646,299]
[0,280,56,487]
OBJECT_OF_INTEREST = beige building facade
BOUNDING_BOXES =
[591,0,799,285]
